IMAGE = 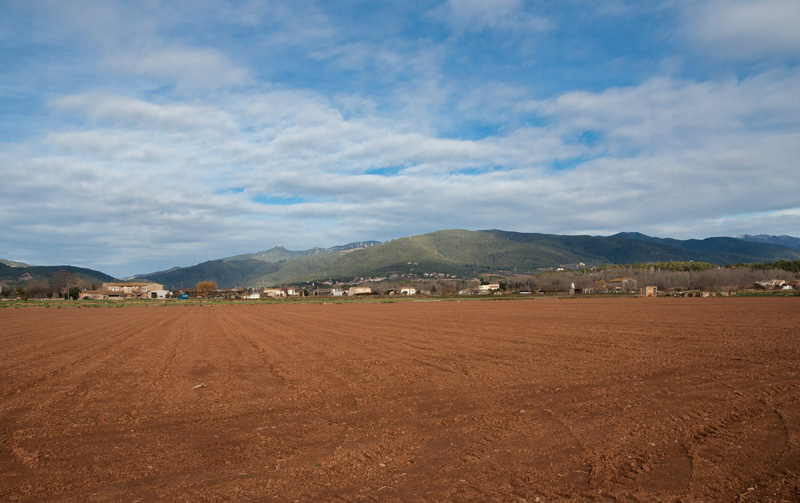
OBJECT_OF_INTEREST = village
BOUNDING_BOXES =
[5,259,798,302]
[66,274,799,302]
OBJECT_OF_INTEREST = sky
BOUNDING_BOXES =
[1,0,799,277]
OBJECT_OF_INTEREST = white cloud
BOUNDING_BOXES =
[457,81,534,122]
[7,64,799,273]
[536,71,800,150]
[682,0,800,60]
[438,0,550,34]
[52,93,238,134]
[3,1,800,275]
[105,45,253,92]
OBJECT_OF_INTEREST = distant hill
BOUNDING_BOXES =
[0,263,115,287]
[737,234,800,250]
[0,259,29,267]
[132,230,800,289]
[135,258,280,290]
[612,233,800,263]
[224,242,381,263]
[136,242,382,288]
[8,230,800,291]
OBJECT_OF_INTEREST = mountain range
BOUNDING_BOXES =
[4,230,800,290]
[737,234,800,250]
[133,230,800,289]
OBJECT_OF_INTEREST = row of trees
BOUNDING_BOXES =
[744,260,800,273]
[341,263,799,296]
[2,278,221,300]
[1,270,90,300]
[508,265,798,293]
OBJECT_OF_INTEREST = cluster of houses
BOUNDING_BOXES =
[577,277,640,294]
[73,276,798,301]
[260,286,377,298]
[458,283,504,295]
[80,282,390,300]
[458,278,645,296]
[84,279,646,300]
[260,286,418,297]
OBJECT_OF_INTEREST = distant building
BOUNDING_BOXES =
[400,287,416,295]
[478,283,500,293]
[348,286,372,296]
[643,286,658,297]
[81,289,105,300]
[756,279,786,289]
[102,282,165,300]
[607,277,637,293]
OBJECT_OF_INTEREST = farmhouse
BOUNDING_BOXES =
[263,288,299,298]
[102,282,165,300]
[756,279,786,289]
[478,283,500,293]
[607,277,637,293]
[348,286,372,296]
[400,287,416,295]
[81,289,105,301]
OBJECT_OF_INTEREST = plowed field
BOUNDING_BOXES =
[2,297,800,502]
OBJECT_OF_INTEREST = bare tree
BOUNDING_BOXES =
[25,279,52,299]
[51,270,74,294]
[196,281,218,298]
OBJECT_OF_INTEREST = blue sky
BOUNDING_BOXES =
[1,0,799,277]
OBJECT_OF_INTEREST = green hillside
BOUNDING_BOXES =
[225,246,311,263]
[612,234,800,264]
[226,242,383,264]
[137,259,279,289]
[130,230,800,289]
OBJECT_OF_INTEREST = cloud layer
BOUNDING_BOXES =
[1,1,798,276]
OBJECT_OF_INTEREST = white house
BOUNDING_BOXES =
[348,286,372,296]
[102,282,165,300]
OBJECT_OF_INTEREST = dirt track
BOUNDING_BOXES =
[2,297,800,502]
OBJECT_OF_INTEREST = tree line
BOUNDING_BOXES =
[510,263,798,293]
[1,270,91,300]
[347,262,800,295]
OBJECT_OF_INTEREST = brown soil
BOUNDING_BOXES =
[2,297,800,502]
